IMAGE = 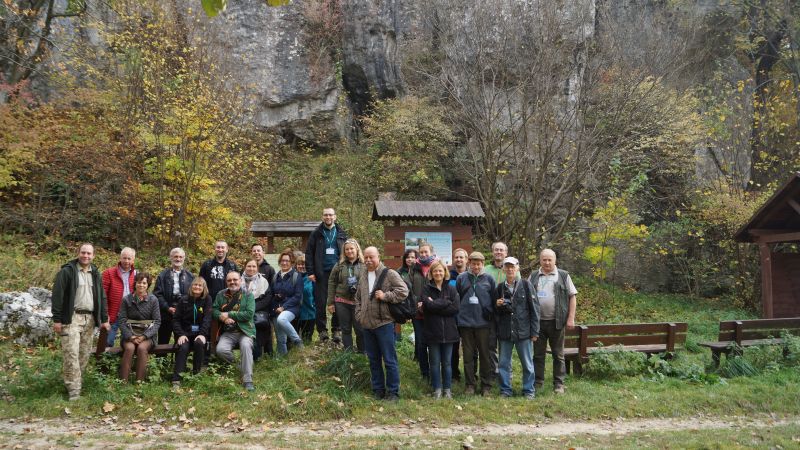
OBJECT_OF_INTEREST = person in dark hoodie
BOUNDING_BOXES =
[494,257,540,399]
[51,243,110,401]
[171,277,212,386]
[420,261,460,399]
[270,251,305,355]
[199,240,239,302]
[305,207,348,343]
[455,251,496,396]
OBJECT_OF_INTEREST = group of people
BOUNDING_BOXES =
[50,208,577,402]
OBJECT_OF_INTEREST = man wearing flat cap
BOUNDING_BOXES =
[455,251,496,396]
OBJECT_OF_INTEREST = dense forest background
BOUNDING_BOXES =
[2,0,799,310]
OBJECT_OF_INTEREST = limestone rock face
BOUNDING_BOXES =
[203,0,413,146]
[0,288,54,347]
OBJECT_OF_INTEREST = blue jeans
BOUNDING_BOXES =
[412,318,429,377]
[107,321,120,347]
[363,322,400,396]
[274,310,301,355]
[498,338,535,396]
[428,342,454,390]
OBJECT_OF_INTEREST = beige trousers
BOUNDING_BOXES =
[60,312,95,395]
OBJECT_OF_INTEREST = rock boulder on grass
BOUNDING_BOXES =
[0,288,54,346]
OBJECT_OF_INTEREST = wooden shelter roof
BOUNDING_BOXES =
[735,173,800,243]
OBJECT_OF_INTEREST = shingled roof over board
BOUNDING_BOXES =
[372,201,485,220]
[734,172,800,243]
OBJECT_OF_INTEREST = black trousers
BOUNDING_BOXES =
[313,270,339,334]
[158,312,174,345]
[171,337,206,381]
[254,321,274,359]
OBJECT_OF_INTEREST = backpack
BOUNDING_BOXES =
[373,268,416,324]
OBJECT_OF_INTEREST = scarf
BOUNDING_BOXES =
[418,256,437,277]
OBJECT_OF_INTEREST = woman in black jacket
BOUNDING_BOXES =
[171,277,213,386]
[420,261,460,399]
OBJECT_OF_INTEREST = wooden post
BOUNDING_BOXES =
[666,323,676,353]
[267,236,275,253]
[759,243,773,318]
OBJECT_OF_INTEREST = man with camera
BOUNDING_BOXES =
[494,257,539,399]
[153,247,195,345]
[213,271,256,391]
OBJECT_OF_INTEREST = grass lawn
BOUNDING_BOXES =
[1,281,796,429]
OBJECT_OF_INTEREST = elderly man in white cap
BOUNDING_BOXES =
[494,256,540,399]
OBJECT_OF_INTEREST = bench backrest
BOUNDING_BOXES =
[717,317,800,345]
[565,322,689,358]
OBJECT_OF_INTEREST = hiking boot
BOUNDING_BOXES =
[554,385,565,394]
[443,389,452,399]
[332,330,342,344]
[373,390,386,400]
[68,391,80,401]
[319,330,329,342]
[464,386,475,395]
[525,393,536,400]
[243,382,255,392]
[385,393,400,402]
[171,381,181,389]
[432,389,442,399]
[481,386,492,397]
[293,340,305,350]
[500,392,512,398]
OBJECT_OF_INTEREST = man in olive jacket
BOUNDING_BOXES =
[355,247,409,401]
[51,243,110,401]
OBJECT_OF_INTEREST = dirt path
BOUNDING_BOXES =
[1,415,797,448]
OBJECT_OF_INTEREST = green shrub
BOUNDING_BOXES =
[584,345,648,379]
[783,331,800,366]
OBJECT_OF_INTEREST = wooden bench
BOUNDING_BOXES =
[698,317,800,367]
[564,322,688,375]
[95,321,220,357]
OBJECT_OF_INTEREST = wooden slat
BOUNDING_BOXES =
[585,334,669,347]
[576,322,688,335]
[718,318,800,332]
[384,242,406,257]
[564,337,580,348]
[587,344,667,354]
[738,330,794,341]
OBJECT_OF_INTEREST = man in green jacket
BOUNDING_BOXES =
[51,243,110,401]
[213,271,256,391]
